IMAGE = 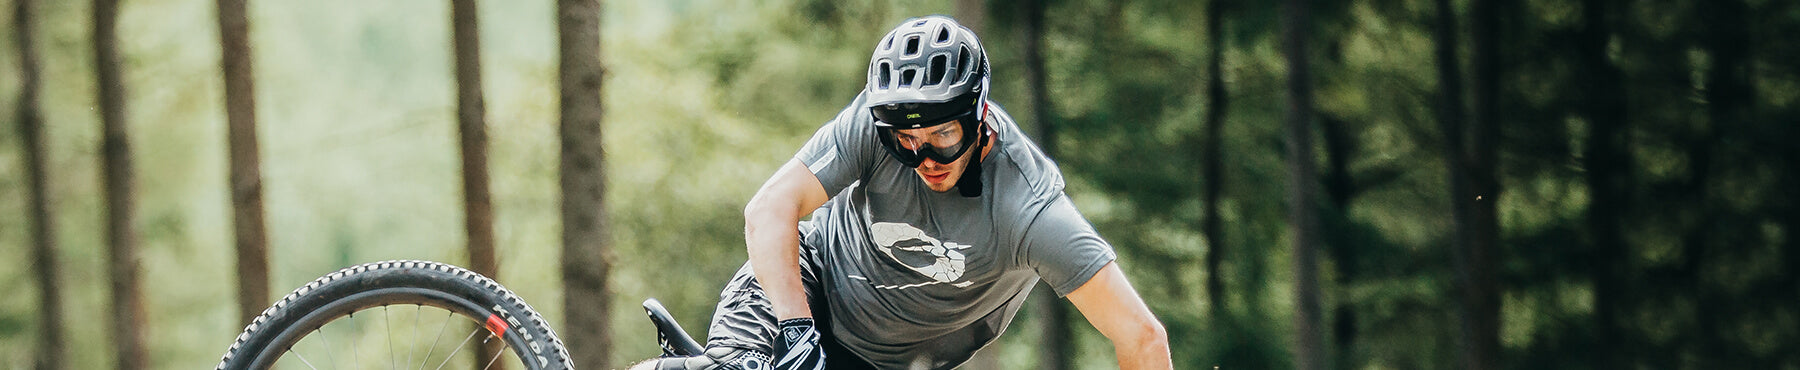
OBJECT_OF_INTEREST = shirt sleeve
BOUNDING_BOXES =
[1023,194,1118,297]
[794,98,881,197]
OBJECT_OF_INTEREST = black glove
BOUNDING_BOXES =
[773,318,826,370]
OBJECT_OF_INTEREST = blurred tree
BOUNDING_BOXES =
[1699,1,1791,364]
[1618,0,1784,365]
[1493,0,1589,367]
[1684,0,1737,364]
[1280,0,1324,368]
[1018,0,1263,367]
[1465,0,1502,366]
[1201,0,1229,324]
[954,0,987,34]
[14,0,66,368]
[1576,0,1631,367]
[1427,0,1494,368]
[93,0,148,368]
[449,0,502,367]
[1303,1,1436,367]
[215,0,271,329]
[1019,0,1054,158]
[559,0,613,368]
[1319,71,1357,370]
[1013,0,1077,369]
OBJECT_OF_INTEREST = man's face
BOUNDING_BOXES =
[890,120,977,192]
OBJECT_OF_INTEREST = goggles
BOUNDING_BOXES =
[874,109,981,168]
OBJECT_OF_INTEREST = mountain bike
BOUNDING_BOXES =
[216,260,706,370]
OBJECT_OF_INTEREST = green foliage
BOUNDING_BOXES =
[2,0,1797,368]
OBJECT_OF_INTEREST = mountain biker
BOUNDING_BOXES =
[631,15,1170,370]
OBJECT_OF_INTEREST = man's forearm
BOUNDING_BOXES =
[745,216,812,320]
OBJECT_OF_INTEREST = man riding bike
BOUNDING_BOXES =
[631,15,1170,370]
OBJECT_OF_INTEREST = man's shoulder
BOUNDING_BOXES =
[985,103,1065,206]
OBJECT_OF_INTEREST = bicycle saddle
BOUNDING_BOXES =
[643,298,706,357]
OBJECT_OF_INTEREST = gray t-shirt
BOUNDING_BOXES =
[793,93,1116,369]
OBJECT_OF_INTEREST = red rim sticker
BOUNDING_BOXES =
[484,313,510,336]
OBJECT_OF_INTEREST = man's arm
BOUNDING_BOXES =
[1067,261,1172,369]
[743,158,831,320]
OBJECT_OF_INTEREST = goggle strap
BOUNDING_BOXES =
[955,124,990,197]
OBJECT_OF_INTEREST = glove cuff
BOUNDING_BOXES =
[778,318,815,328]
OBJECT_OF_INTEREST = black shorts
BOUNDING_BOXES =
[652,240,876,370]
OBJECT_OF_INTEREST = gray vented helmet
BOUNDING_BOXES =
[864,15,990,130]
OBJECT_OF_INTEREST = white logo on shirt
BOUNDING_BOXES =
[866,222,974,289]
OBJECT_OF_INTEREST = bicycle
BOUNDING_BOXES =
[216,260,705,370]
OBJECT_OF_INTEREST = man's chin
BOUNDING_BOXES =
[921,177,957,192]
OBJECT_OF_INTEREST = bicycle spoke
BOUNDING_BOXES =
[318,322,339,369]
[288,348,321,370]
[349,313,362,367]
[432,326,482,370]
[481,334,505,370]
[409,305,420,370]
[420,311,451,370]
[385,306,396,370]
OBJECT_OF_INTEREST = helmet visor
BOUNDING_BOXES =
[876,111,979,168]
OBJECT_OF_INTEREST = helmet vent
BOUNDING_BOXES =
[901,69,917,87]
[928,55,947,86]
[904,36,921,56]
[878,62,892,89]
[936,27,951,44]
[957,48,974,83]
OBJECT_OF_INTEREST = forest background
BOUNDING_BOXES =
[1,0,1796,369]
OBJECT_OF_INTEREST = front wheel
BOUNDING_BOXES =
[216,260,573,370]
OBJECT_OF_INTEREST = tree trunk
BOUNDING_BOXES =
[216,0,272,329]
[1429,0,1493,369]
[558,0,613,368]
[1022,0,1054,157]
[1694,0,1748,364]
[94,0,148,368]
[1578,0,1629,367]
[15,1,66,368]
[1788,137,1799,367]
[954,0,987,35]
[1202,0,1229,319]
[1017,1,1072,369]
[1466,0,1503,367]
[1321,114,1361,364]
[1281,0,1325,367]
[1321,120,1352,208]
[450,0,502,367]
